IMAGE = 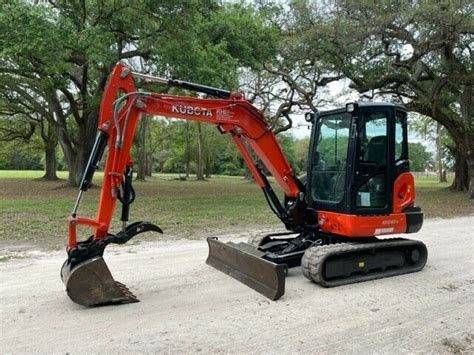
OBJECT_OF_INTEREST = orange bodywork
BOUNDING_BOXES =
[317,172,416,237]
[317,211,407,237]
[392,172,415,213]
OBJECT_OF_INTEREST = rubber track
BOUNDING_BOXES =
[301,238,428,287]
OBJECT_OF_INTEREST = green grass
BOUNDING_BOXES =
[0,170,239,180]
[0,173,281,246]
[0,170,70,179]
[0,172,472,246]
[413,175,473,218]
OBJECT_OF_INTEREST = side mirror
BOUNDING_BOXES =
[304,112,316,122]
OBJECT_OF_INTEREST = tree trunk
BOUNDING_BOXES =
[73,132,96,186]
[40,120,58,181]
[185,121,191,178]
[43,142,58,180]
[459,84,474,198]
[450,145,470,192]
[60,111,101,187]
[468,162,474,199]
[196,122,204,181]
[436,122,447,183]
[205,155,212,178]
[465,142,474,199]
[56,125,80,187]
[135,116,147,181]
[146,151,153,177]
[61,147,77,186]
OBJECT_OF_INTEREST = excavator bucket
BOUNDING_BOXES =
[61,222,162,306]
[61,257,138,306]
[206,237,286,300]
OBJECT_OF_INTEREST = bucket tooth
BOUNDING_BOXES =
[61,257,139,306]
[206,237,286,300]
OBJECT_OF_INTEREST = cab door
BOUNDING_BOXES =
[351,108,392,215]
[307,111,352,214]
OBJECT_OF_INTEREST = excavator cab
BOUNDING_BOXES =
[310,103,407,214]
[307,103,423,235]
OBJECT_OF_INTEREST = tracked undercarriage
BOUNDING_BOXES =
[206,233,427,300]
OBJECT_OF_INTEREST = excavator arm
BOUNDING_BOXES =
[71,62,305,246]
[61,63,309,306]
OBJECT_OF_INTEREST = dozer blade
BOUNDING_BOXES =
[206,237,286,300]
[61,257,139,307]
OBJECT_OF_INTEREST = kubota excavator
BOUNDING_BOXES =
[61,62,427,306]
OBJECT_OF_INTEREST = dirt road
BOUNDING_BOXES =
[1,216,473,354]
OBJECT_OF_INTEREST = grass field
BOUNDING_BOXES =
[0,171,472,247]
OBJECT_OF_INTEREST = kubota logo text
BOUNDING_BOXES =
[171,104,213,117]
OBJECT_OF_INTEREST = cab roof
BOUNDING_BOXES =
[318,102,407,116]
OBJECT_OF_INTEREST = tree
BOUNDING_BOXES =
[0,94,58,180]
[1,1,163,185]
[294,137,310,174]
[285,1,473,197]
[134,115,149,181]
[277,133,299,173]
[409,113,453,182]
[0,118,43,171]
[408,142,434,172]
[2,1,271,186]
[129,2,280,181]
[237,3,343,135]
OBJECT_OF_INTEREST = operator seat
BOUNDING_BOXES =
[366,135,386,165]
[362,135,387,207]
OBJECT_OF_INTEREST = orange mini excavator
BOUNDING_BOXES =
[61,63,427,306]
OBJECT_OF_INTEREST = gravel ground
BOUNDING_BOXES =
[1,216,473,354]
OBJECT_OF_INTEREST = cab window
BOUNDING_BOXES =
[355,111,388,208]
[311,112,350,203]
